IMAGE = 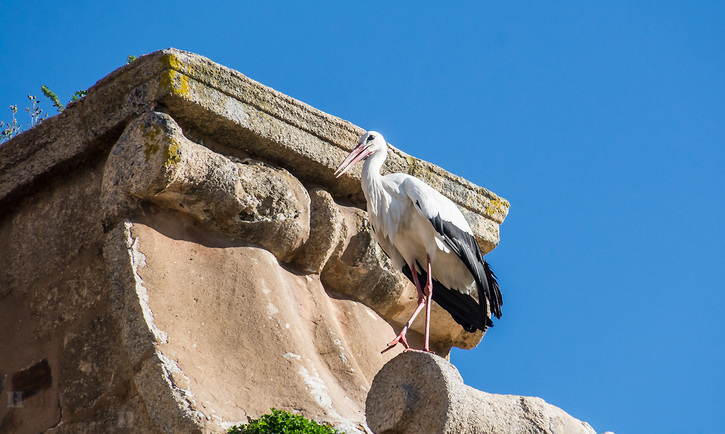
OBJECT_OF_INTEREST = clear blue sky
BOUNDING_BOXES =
[2,2,724,433]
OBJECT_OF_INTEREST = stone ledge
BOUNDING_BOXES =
[0,48,507,251]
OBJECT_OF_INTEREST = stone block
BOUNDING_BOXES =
[102,111,310,263]
[366,351,597,434]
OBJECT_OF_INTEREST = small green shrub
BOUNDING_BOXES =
[228,408,340,434]
[41,85,64,112]
[0,94,50,143]
[71,89,88,102]
[0,105,21,142]
[1,55,135,144]
[0,88,71,143]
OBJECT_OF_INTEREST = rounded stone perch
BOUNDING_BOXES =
[366,351,596,434]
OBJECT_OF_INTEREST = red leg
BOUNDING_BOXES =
[410,262,426,303]
[381,301,426,353]
[423,254,433,352]
[382,262,428,353]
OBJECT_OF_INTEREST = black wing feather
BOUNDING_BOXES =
[429,214,503,320]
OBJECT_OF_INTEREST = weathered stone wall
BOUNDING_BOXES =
[0,160,159,432]
[0,49,596,433]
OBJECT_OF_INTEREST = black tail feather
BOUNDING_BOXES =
[483,261,502,319]
[427,215,503,323]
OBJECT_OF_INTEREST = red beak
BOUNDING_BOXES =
[334,143,371,178]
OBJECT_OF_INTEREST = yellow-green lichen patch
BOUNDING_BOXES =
[159,69,190,97]
[163,139,182,167]
[144,142,160,162]
[142,125,163,162]
[404,156,430,179]
[404,155,417,171]
[484,197,510,218]
[161,53,183,71]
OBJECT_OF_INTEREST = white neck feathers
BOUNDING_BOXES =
[361,147,388,218]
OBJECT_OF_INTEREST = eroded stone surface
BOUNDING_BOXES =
[102,111,310,262]
[122,213,403,431]
[0,161,144,433]
[293,188,346,273]
[367,351,597,434]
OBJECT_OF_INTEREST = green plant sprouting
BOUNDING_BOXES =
[227,408,340,434]
[1,55,137,144]
[41,85,64,112]
[1,87,85,144]
[41,85,88,112]
[26,94,47,126]
[0,94,53,143]
[0,105,21,142]
[71,89,88,102]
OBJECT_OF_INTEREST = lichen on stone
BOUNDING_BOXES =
[163,139,182,167]
[484,197,509,218]
[142,125,162,162]
[159,69,190,97]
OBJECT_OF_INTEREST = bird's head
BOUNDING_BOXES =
[334,131,387,178]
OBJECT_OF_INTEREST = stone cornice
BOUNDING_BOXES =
[0,48,507,251]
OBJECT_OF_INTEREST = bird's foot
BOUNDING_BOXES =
[381,332,409,354]
[403,348,435,354]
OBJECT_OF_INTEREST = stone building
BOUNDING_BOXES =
[0,49,597,433]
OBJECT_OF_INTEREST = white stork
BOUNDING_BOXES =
[335,131,502,353]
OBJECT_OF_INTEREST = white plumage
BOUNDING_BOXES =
[335,131,502,352]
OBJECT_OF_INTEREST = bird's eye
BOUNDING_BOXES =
[367,135,375,142]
